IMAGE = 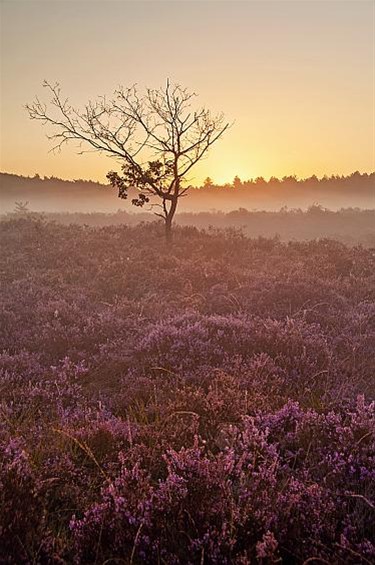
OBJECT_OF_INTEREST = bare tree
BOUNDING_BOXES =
[26,80,229,240]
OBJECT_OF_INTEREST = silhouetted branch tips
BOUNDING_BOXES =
[26,80,229,240]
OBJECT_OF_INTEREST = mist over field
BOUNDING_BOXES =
[1,171,374,248]
[1,171,374,214]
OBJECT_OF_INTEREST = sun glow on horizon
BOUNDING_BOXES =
[1,1,374,187]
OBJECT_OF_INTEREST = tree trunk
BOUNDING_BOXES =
[165,215,173,242]
[165,196,178,242]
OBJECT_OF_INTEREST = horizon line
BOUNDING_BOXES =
[1,169,374,186]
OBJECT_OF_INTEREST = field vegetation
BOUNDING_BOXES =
[0,217,374,563]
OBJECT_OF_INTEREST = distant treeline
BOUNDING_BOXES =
[203,170,374,189]
[0,170,374,212]
[4,206,375,247]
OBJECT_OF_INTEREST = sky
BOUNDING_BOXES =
[1,0,374,185]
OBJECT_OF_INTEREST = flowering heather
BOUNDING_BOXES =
[0,218,374,563]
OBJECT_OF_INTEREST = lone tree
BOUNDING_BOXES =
[26,80,229,239]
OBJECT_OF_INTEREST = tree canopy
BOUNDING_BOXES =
[27,80,229,239]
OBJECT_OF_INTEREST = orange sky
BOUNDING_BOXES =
[1,0,374,185]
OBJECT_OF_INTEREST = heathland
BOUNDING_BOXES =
[0,216,374,563]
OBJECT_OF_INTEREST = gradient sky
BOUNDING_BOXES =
[1,0,374,185]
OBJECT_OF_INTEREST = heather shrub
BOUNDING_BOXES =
[134,314,329,371]
[0,438,48,563]
[69,400,374,563]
